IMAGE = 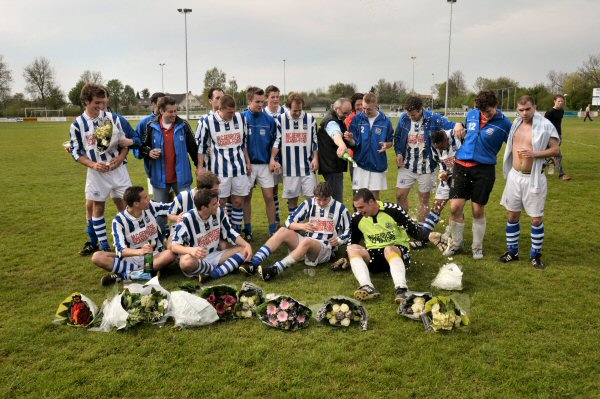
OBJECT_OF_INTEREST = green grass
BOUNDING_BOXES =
[1,118,599,398]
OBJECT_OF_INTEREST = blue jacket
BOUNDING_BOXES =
[456,109,512,165]
[243,109,277,164]
[349,111,394,173]
[140,116,198,189]
[133,113,157,160]
[394,110,456,172]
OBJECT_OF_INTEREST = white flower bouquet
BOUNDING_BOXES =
[397,291,433,321]
[316,296,368,331]
[422,294,470,332]
[94,116,119,155]
[235,282,264,318]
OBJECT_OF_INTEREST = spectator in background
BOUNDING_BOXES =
[544,94,571,181]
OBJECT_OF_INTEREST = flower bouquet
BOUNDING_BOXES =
[200,285,238,320]
[397,291,433,321]
[94,116,116,154]
[316,296,368,331]
[422,294,470,332]
[235,282,264,318]
[168,291,219,328]
[54,293,98,327]
[255,295,311,331]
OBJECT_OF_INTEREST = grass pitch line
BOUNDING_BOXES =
[563,140,598,148]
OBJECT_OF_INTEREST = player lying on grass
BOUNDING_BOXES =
[170,188,252,283]
[243,182,351,281]
[92,186,176,286]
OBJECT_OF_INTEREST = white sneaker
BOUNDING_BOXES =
[443,245,462,257]
[472,248,483,260]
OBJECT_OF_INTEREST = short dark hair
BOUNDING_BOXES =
[314,182,333,199]
[158,96,177,112]
[80,83,107,104]
[350,93,364,111]
[197,171,220,190]
[123,186,145,207]
[285,93,304,109]
[517,95,536,106]
[475,90,498,110]
[431,129,447,145]
[405,96,423,112]
[553,94,565,101]
[150,92,165,104]
[246,86,265,102]
[208,87,224,100]
[265,85,280,96]
[219,94,236,110]
[193,188,218,210]
[353,188,375,203]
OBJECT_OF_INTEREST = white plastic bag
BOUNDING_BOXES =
[431,262,463,291]
[167,291,219,328]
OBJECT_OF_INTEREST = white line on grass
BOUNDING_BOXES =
[563,140,598,148]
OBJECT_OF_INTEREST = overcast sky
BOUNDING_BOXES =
[1,0,598,98]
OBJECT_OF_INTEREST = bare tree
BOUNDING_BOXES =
[578,53,600,87]
[23,57,59,106]
[0,55,12,103]
[80,70,104,84]
[546,70,568,94]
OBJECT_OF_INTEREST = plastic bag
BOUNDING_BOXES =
[431,262,463,291]
[167,291,219,328]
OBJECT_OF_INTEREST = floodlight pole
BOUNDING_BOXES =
[444,0,456,116]
[178,8,192,120]
[159,63,166,92]
[411,56,416,93]
[431,73,435,109]
[283,59,287,102]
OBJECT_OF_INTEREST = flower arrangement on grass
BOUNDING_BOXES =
[120,287,169,328]
[316,296,368,331]
[54,293,97,327]
[423,295,470,332]
[200,285,238,320]
[398,292,433,321]
[256,295,311,331]
[235,282,264,318]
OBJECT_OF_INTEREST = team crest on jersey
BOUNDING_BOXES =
[303,124,307,129]
[212,218,218,226]
[375,128,382,135]
[260,129,266,136]
[224,123,230,131]
[385,222,394,229]
[144,215,150,223]
[485,128,495,135]
[234,123,239,129]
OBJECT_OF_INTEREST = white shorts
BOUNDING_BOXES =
[219,175,250,197]
[282,174,317,199]
[434,180,451,200]
[248,164,275,188]
[396,168,437,192]
[352,166,387,191]
[181,249,226,278]
[500,169,547,217]
[85,165,132,201]
[297,235,332,266]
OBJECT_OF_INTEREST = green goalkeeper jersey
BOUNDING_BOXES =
[350,201,427,249]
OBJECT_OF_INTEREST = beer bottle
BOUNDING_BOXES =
[143,241,153,275]
[342,151,357,167]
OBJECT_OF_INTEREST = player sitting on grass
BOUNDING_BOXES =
[243,182,351,281]
[92,186,176,286]
[170,188,252,283]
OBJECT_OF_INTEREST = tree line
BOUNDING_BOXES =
[1,54,599,117]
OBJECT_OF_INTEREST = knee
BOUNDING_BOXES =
[179,255,195,270]
[347,244,362,255]
[531,217,543,226]
[91,252,103,267]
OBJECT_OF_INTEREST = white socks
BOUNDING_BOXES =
[472,217,486,250]
[349,255,373,287]
[387,253,407,289]
[449,220,465,249]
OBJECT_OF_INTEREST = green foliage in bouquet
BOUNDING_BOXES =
[256,295,311,331]
[423,294,470,332]
[121,287,169,328]
[235,282,264,318]
[94,116,113,153]
[54,293,96,327]
[316,296,368,331]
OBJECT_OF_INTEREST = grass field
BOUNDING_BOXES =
[1,117,599,398]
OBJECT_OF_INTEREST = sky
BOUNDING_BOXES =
[1,0,598,99]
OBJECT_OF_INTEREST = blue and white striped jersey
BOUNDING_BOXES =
[275,111,318,177]
[69,111,125,164]
[285,198,351,245]
[264,105,285,118]
[405,118,434,174]
[431,129,462,173]
[198,112,248,177]
[112,201,170,258]
[169,188,198,216]
[172,208,239,255]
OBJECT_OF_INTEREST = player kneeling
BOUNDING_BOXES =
[170,188,252,283]
[92,186,176,286]
[244,182,351,281]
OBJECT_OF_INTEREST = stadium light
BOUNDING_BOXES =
[411,56,416,93]
[159,63,166,92]
[177,8,192,119]
[444,0,457,116]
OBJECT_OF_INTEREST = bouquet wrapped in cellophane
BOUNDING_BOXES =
[397,291,433,321]
[235,282,264,319]
[200,285,238,321]
[94,116,119,155]
[422,294,470,332]
[316,296,368,331]
[53,293,98,327]
[256,294,311,331]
